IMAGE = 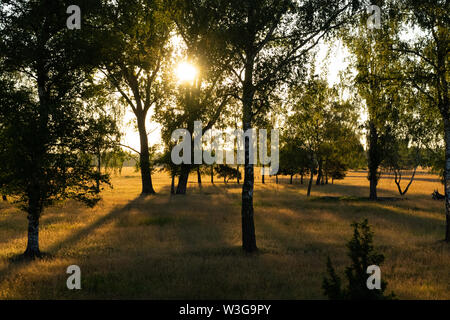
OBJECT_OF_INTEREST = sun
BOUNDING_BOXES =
[175,62,198,83]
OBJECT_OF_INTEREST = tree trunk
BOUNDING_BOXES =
[237,165,240,184]
[210,165,214,184]
[290,175,293,184]
[261,164,265,184]
[369,175,378,200]
[170,174,175,195]
[137,114,155,195]
[2,195,6,201]
[24,195,41,258]
[307,168,314,197]
[316,160,322,185]
[368,120,380,200]
[176,164,190,194]
[444,118,450,242]
[241,68,257,252]
[96,147,101,192]
[24,68,47,259]
[394,167,417,196]
[300,174,303,185]
[242,154,257,252]
[276,175,278,184]
[197,166,202,185]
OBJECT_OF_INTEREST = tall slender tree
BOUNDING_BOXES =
[342,0,402,200]
[216,0,361,252]
[395,0,449,240]
[155,0,234,195]
[0,0,109,258]
[98,0,174,195]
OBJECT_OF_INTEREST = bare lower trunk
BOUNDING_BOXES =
[369,175,378,200]
[237,165,240,184]
[368,120,380,201]
[261,164,265,184]
[170,174,175,195]
[137,115,155,195]
[290,175,293,184]
[197,167,202,186]
[444,118,450,242]
[300,174,303,185]
[96,147,101,192]
[24,194,41,258]
[307,169,314,197]
[176,164,190,194]
[210,165,214,184]
[241,88,257,252]
[242,160,257,252]
[316,160,322,185]
[24,215,40,258]
[2,195,6,201]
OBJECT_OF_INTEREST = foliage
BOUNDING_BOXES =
[0,0,109,257]
[284,77,364,185]
[215,165,241,183]
[323,219,395,300]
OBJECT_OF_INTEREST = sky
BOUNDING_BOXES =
[121,40,353,153]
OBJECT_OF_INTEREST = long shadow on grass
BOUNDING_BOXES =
[254,197,448,298]
[0,195,145,282]
[74,185,239,299]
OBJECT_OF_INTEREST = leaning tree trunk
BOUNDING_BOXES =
[137,114,155,195]
[444,117,450,242]
[394,167,417,197]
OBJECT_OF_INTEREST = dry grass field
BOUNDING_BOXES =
[0,168,449,299]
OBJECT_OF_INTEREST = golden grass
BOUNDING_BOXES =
[0,168,449,299]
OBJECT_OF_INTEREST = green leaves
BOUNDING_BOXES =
[323,219,395,300]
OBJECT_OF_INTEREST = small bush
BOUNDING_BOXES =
[214,165,241,183]
[322,219,395,300]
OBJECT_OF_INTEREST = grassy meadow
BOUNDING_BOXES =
[0,168,449,299]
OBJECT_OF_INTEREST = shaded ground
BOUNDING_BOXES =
[0,169,448,299]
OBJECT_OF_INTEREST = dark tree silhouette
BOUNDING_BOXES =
[0,0,109,258]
